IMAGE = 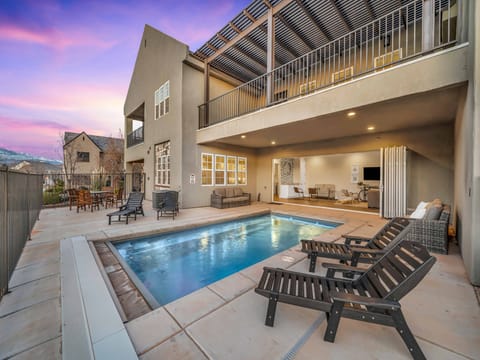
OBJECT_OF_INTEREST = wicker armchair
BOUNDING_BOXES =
[404,203,450,254]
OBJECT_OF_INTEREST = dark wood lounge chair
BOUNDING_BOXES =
[301,217,411,272]
[107,192,144,225]
[255,240,436,360]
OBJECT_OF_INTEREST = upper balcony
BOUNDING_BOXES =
[126,102,145,149]
[197,0,464,136]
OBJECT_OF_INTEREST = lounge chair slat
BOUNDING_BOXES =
[313,277,321,300]
[289,274,297,296]
[305,276,313,299]
[298,275,305,298]
[320,277,330,302]
[266,270,275,291]
[366,270,388,297]
[380,259,405,283]
[258,269,269,289]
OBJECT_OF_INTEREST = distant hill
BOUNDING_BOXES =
[0,147,63,173]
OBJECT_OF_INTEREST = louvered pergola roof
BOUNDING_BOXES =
[194,0,415,82]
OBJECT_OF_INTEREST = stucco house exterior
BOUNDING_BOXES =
[63,131,124,175]
[124,0,479,285]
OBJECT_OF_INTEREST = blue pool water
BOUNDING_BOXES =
[114,214,338,305]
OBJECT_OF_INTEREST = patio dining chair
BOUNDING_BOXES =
[66,188,78,211]
[76,190,100,212]
[301,217,411,272]
[256,240,436,360]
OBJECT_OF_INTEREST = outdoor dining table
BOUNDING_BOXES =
[90,190,114,207]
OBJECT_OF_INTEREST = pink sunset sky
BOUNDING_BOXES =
[0,0,251,160]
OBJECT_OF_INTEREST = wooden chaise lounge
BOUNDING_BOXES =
[301,217,411,272]
[107,192,144,225]
[255,240,436,360]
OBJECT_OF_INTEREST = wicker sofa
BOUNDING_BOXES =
[211,187,251,209]
[404,199,450,254]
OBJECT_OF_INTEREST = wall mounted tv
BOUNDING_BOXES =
[363,166,381,181]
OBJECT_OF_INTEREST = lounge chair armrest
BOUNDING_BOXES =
[329,291,400,310]
[322,262,367,278]
[119,204,127,211]
[342,235,371,245]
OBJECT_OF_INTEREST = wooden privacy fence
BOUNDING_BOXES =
[0,167,43,302]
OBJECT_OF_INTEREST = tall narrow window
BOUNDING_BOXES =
[215,155,226,185]
[155,141,170,186]
[237,157,247,185]
[227,156,236,185]
[201,153,213,185]
[154,81,170,120]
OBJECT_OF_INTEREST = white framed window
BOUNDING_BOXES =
[214,155,226,185]
[237,157,247,185]
[227,156,236,185]
[154,81,170,120]
[155,141,170,186]
[201,153,213,185]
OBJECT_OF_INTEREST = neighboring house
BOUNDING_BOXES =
[63,131,124,174]
[124,1,479,284]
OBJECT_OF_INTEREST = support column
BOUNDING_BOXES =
[266,7,275,105]
[204,60,210,126]
[422,0,434,52]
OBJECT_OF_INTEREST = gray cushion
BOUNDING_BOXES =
[425,202,443,220]
[225,188,235,198]
[233,188,244,196]
[214,188,225,197]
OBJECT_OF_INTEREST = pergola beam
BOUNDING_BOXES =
[231,45,267,72]
[329,0,353,32]
[362,0,376,20]
[205,0,295,63]
[294,0,333,42]
[276,13,316,51]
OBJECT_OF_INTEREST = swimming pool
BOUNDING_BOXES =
[114,214,338,305]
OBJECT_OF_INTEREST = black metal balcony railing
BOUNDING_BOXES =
[127,126,144,147]
[199,0,459,128]
[1,167,43,302]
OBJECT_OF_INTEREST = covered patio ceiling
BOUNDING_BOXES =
[206,84,463,149]
[194,0,419,83]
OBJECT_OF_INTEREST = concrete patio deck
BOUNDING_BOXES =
[0,202,479,359]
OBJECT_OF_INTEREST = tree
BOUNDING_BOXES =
[58,132,78,188]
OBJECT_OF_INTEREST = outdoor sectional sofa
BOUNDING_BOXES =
[211,187,251,209]
[404,199,451,254]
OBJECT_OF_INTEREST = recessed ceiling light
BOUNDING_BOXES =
[271,141,276,145]
[347,111,356,117]
[241,135,246,139]
[367,126,375,131]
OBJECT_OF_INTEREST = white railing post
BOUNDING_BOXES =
[422,0,434,51]
[266,7,275,105]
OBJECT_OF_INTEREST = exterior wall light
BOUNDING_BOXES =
[347,111,356,117]
[367,126,375,131]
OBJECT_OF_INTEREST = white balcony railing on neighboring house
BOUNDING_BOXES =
[199,0,460,129]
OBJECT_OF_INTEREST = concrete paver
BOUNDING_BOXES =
[165,287,226,328]
[1,202,478,359]
[0,274,59,317]
[0,298,61,359]
[126,307,181,355]
[140,332,207,360]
